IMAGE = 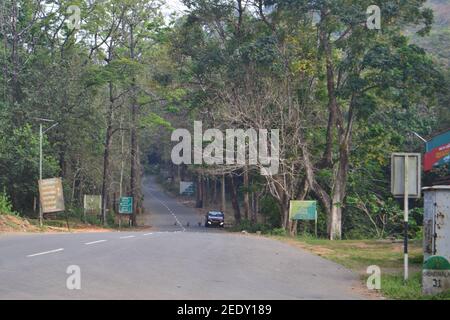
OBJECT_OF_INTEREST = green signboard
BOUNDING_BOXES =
[119,197,133,214]
[289,201,317,220]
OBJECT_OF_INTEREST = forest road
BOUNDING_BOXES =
[0,176,366,299]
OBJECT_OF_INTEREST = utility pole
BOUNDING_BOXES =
[35,118,58,227]
[404,157,409,281]
[39,123,43,226]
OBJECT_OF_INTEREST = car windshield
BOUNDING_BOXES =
[208,211,223,217]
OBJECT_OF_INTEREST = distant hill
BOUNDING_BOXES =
[412,0,450,67]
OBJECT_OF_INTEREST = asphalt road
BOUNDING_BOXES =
[0,176,366,300]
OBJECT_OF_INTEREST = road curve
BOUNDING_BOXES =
[0,177,366,300]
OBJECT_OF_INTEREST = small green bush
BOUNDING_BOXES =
[231,219,271,234]
[270,227,287,236]
[107,211,115,226]
[0,191,18,216]
[86,214,101,225]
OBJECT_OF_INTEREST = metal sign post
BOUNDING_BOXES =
[119,197,133,227]
[35,118,58,227]
[391,153,421,282]
[39,123,43,226]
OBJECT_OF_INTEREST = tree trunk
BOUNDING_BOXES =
[203,176,209,207]
[101,71,115,225]
[250,191,257,223]
[289,220,298,236]
[129,23,140,226]
[130,104,138,226]
[10,0,20,104]
[196,174,203,208]
[213,178,218,204]
[329,136,351,240]
[279,200,289,230]
[101,118,113,224]
[221,174,226,213]
[229,174,241,224]
[0,1,9,102]
[243,168,250,221]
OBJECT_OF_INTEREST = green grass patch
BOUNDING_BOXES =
[269,235,449,300]
[381,272,450,300]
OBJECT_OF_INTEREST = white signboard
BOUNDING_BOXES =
[391,153,421,198]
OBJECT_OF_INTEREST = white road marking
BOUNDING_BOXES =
[85,240,107,245]
[143,233,153,236]
[119,235,135,239]
[148,191,186,232]
[27,248,64,257]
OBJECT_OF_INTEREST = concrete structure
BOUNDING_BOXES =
[422,186,450,295]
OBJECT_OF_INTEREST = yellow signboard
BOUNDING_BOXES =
[38,178,65,213]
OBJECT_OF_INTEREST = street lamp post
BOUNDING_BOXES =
[35,118,58,227]
[39,123,43,226]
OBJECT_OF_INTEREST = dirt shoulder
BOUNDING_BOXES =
[0,214,115,234]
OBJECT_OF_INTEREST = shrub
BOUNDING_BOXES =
[0,191,18,216]
[271,227,287,236]
[232,219,271,234]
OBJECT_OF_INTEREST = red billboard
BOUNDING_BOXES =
[424,130,450,172]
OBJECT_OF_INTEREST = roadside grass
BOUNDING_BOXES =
[0,214,40,232]
[382,272,450,300]
[269,235,450,300]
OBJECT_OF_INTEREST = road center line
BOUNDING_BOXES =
[148,191,186,232]
[85,240,107,245]
[119,235,135,239]
[27,248,64,257]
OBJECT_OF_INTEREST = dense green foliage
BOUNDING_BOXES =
[0,1,449,237]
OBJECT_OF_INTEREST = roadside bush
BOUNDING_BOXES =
[232,219,271,233]
[107,211,115,226]
[259,195,281,228]
[65,206,84,220]
[86,214,101,225]
[0,191,18,216]
[270,227,287,236]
